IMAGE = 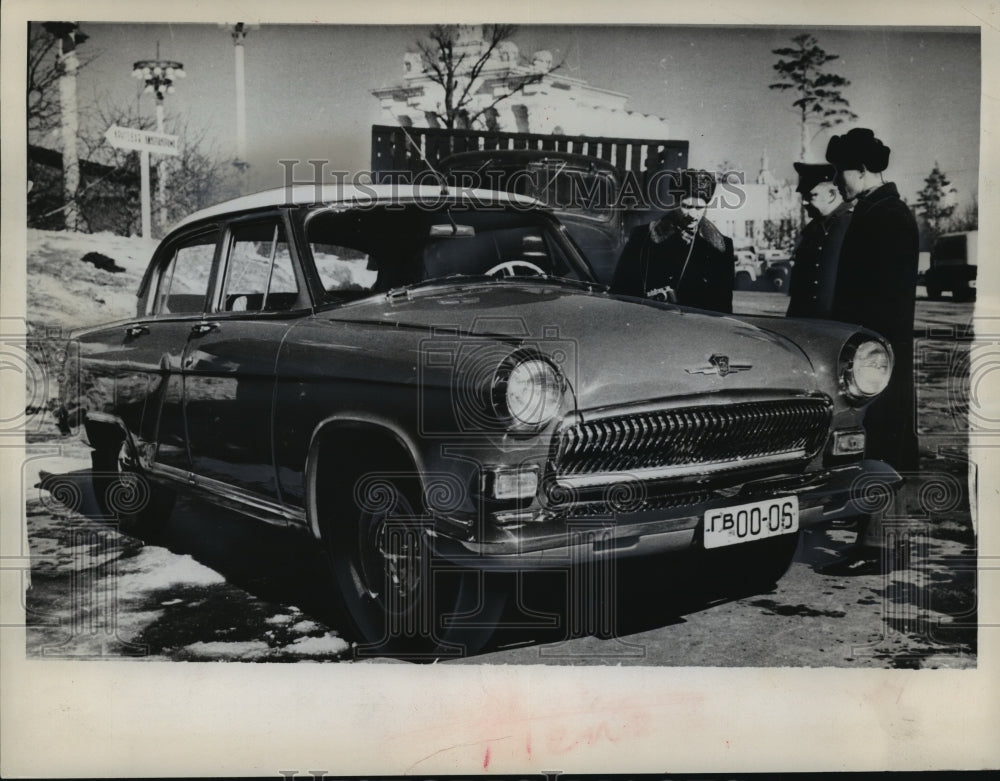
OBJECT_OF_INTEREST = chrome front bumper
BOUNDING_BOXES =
[429,459,901,569]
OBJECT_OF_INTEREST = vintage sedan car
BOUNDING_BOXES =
[58,184,900,658]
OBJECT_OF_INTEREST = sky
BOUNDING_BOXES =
[50,22,981,207]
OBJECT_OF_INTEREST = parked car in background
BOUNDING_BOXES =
[734,246,792,293]
[924,230,978,301]
[58,183,901,658]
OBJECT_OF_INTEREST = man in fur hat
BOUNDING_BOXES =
[787,162,852,318]
[822,127,920,574]
[611,169,735,313]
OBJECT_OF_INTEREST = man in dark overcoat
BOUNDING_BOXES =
[611,169,735,313]
[786,163,852,318]
[823,128,920,573]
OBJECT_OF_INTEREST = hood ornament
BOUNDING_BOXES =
[685,353,752,377]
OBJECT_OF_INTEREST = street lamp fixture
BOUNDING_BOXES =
[132,59,186,100]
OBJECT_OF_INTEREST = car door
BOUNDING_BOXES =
[182,213,306,505]
[126,226,221,477]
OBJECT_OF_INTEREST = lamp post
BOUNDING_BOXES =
[42,22,88,231]
[224,22,258,176]
[132,49,185,232]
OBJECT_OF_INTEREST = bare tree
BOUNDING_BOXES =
[769,33,857,159]
[27,22,94,144]
[415,24,560,130]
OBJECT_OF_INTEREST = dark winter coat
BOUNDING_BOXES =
[786,200,852,319]
[611,210,735,314]
[831,181,920,471]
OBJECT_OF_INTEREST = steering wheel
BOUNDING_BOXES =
[485,260,546,278]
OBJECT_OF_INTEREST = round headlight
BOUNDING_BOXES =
[502,358,563,427]
[842,338,893,401]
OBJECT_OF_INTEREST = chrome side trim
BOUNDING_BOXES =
[148,463,307,525]
[150,461,190,483]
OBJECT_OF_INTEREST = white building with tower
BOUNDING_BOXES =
[371,25,671,138]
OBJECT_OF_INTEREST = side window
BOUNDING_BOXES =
[151,232,217,315]
[220,222,300,313]
[310,242,378,299]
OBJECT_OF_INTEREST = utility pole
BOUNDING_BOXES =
[42,22,87,231]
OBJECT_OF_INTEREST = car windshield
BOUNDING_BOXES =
[305,202,596,304]
[443,159,618,226]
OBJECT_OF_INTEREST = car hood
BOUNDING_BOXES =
[323,282,820,411]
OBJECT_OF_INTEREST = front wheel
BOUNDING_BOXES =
[322,473,504,660]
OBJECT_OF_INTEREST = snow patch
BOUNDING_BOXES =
[27,228,159,332]
[285,633,350,656]
[264,613,294,626]
[290,619,320,634]
[117,546,225,592]
[181,640,272,660]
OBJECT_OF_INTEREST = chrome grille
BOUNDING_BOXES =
[552,397,832,484]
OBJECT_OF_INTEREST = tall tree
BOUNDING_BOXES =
[769,33,857,159]
[414,24,560,130]
[916,163,958,239]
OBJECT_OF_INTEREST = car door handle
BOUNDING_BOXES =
[190,322,219,335]
[124,324,149,338]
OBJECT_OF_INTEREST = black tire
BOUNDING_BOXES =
[925,284,942,300]
[321,470,505,661]
[698,531,800,598]
[91,439,175,538]
[766,266,790,294]
[734,271,754,291]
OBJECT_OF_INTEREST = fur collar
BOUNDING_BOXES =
[651,209,728,254]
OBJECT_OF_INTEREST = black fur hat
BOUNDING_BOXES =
[825,128,891,173]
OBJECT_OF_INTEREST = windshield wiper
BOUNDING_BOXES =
[386,274,495,299]
[387,273,608,300]
[504,274,609,293]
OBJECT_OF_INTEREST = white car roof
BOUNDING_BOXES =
[171,184,542,231]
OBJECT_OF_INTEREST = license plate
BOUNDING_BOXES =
[704,496,798,549]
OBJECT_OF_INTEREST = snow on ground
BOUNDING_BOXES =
[116,546,226,591]
[285,633,350,656]
[26,228,157,333]
[180,640,273,661]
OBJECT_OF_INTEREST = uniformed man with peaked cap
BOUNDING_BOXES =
[786,162,853,318]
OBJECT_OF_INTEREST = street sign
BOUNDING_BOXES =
[104,124,181,239]
[104,124,179,156]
